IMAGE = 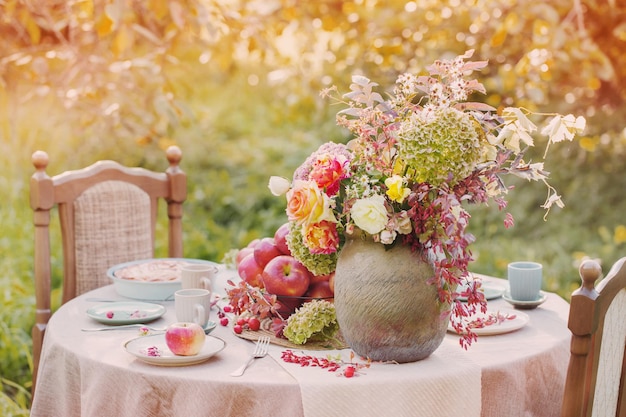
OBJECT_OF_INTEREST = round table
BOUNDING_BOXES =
[30,267,570,417]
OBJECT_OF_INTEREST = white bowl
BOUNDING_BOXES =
[107,258,217,301]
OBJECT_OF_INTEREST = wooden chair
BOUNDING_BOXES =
[29,146,186,392]
[561,257,626,417]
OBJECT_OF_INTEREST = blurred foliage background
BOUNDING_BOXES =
[1,0,625,413]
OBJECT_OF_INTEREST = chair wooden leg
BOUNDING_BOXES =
[31,323,46,396]
[617,345,625,417]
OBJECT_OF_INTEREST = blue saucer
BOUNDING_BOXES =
[502,291,547,310]
[203,321,217,334]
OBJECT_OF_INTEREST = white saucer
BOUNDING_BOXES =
[502,291,547,310]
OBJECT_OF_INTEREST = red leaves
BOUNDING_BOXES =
[280,350,370,378]
[225,279,284,320]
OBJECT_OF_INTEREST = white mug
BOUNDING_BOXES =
[181,264,218,291]
[507,261,543,301]
[175,288,211,327]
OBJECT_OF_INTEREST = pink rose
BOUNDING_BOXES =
[308,154,350,195]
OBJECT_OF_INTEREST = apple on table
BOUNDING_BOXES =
[165,322,206,356]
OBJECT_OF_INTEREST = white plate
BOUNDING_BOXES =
[456,282,506,302]
[124,334,226,366]
[87,302,166,325]
[503,290,548,310]
[448,308,529,336]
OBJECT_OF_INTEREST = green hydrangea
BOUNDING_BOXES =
[397,107,484,186]
[283,300,339,345]
[286,222,337,276]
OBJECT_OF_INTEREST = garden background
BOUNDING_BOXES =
[1,1,625,414]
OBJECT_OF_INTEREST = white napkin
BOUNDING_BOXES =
[268,341,481,417]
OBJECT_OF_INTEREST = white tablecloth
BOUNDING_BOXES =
[30,267,570,417]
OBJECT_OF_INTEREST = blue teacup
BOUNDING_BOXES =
[507,261,542,301]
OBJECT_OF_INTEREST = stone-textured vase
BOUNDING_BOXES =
[334,234,449,363]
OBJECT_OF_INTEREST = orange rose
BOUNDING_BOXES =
[286,180,336,226]
[302,221,339,254]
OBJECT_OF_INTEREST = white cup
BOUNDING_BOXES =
[507,261,543,301]
[175,288,211,327]
[181,264,218,291]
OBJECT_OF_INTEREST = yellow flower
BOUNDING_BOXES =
[385,175,410,203]
[614,225,626,245]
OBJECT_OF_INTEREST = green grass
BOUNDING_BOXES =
[0,199,36,414]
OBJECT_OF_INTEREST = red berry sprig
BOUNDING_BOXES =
[217,305,229,326]
[280,350,369,378]
[217,302,262,334]
[232,316,262,334]
[343,365,356,378]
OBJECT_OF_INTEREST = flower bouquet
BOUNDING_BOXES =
[268,50,585,347]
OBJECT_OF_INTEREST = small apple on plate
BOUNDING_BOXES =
[262,255,311,296]
[165,322,206,356]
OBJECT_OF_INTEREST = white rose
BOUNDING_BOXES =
[268,176,291,196]
[351,195,388,235]
[380,229,396,245]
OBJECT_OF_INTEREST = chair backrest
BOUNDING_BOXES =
[561,257,626,417]
[29,146,186,392]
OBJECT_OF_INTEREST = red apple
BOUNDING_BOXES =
[237,253,264,288]
[236,246,254,266]
[305,280,334,299]
[328,273,335,293]
[247,238,261,248]
[310,272,333,285]
[274,223,292,255]
[253,237,282,268]
[262,255,311,297]
[165,322,206,356]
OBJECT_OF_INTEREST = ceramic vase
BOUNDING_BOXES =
[334,233,450,362]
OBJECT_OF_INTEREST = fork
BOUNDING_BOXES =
[81,324,167,332]
[230,336,270,377]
